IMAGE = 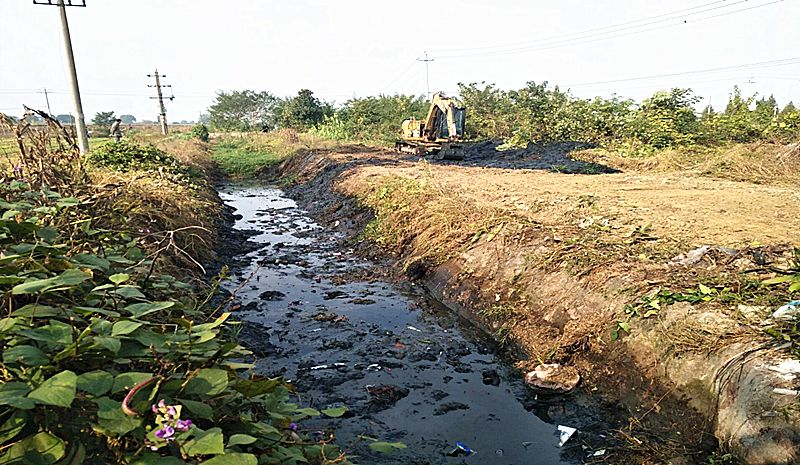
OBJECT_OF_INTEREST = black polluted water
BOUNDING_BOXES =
[219,184,601,465]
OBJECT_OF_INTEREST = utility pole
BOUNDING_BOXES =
[418,51,434,100]
[34,0,89,153]
[39,88,53,116]
[147,69,172,135]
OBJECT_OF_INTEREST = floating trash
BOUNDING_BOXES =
[557,425,577,447]
[407,325,422,332]
[447,441,475,457]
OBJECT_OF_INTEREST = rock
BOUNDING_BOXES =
[323,290,348,300]
[258,290,286,301]
[366,385,409,410]
[524,363,580,393]
[482,369,501,386]
[434,402,470,415]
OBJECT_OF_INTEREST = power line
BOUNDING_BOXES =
[566,56,800,87]
[433,0,788,60]
[378,58,420,93]
[430,0,733,54]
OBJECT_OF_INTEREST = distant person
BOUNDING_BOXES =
[110,117,122,142]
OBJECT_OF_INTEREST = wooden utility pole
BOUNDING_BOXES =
[148,69,172,135]
[34,0,89,153]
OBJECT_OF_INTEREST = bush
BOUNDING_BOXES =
[88,141,196,186]
[191,124,210,142]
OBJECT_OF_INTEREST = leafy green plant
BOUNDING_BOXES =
[762,247,800,293]
[190,124,210,143]
[89,141,185,174]
[611,321,631,341]
[0,181,349,465]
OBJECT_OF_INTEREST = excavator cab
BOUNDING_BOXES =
[396,92,466,160]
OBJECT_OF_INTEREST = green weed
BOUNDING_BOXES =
[210,137,284,177]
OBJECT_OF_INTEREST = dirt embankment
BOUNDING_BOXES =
[269,142,800,465]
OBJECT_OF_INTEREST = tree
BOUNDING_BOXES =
[330,94,428,142]
[207,90,281,131]
[781,101,796,116]
[280,89,330,129]
[92,111,116,126]
[56,114,75,124]
[626,88,701,148]
[119,114,137,124]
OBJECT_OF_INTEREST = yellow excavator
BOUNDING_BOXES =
[396,92,466,160]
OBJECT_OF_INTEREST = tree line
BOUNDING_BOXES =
[205,83,800,150]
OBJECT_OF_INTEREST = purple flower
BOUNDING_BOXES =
[289,422,298,431]
[175,419,192,431]
[12,165,21,174]
[165,405,177,418]
[154,425,175,440]
[152,399,166,413]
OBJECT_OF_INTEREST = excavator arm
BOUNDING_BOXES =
[423,93,460,142]
[397,92,466,160]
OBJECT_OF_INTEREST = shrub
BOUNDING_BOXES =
[191,124,210,142]
[87,141,198,186]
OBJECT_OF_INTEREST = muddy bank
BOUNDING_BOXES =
[266,144,800,464]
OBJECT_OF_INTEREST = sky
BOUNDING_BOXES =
[1,0,799,122]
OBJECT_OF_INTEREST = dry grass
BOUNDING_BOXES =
[351,166,533,268]
[0,111,220,277]
[574,142,800,187]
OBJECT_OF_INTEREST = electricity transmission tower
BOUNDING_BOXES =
[147,70,173,135]
[34,0,89,153]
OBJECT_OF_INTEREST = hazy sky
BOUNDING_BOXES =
[1,0,799,122]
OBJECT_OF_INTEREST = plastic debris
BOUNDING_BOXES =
[773,388,799,396]
[768,359,800,381]
[525,363,581,393]
[590,449,606,457]
[447,441,475,457]
[772,301,800,320]
[365,363,382,371]
[673,245,711,266]
[311,363,346,370]
[557,425,577,447]
[407,325,422,332]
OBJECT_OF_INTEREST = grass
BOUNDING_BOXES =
[211,137,285,177]
[573,142,800,187]
[210,130,346,178]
